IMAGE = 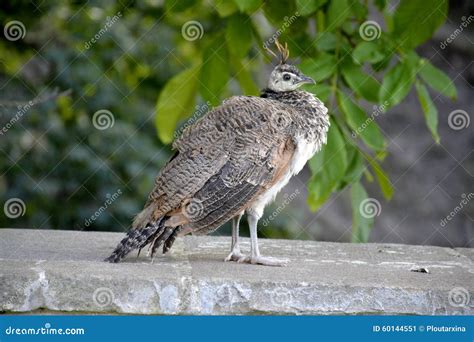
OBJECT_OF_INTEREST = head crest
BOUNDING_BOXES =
[264,39,290,64]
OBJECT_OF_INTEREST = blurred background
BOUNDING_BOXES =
[0,0,472,247]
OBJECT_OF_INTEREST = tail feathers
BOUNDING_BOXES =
[105,217,165,263]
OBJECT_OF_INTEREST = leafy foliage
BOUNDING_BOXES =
[154,0,453,241]
[0,0,454,242]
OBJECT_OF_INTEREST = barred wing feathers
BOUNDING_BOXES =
[138,96,298,233]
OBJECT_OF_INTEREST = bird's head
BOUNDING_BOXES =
[265,40,315,92]
[268,64,315,92]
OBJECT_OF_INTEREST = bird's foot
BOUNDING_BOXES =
[238,255,289,267]
[224,249,246,262]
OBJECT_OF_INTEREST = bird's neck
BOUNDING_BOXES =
[260,88,330,143]
[260,88,326,115]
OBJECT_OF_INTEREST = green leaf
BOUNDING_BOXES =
[308,118,348,211]
[419,59,457,100]
[350,181,374,242]
[379,60,414,108]
[366,155,393,200]
[315,32,337,51]
[326,0,350,30]
[342,147,365,184]
[306,83,331,103]
[299,53,337,82]
[337,91,385,151]
[415,81,440,143]
[199,36,230,106]
[226,13,253,58]
[229,55,259,95]
[165,0,196,12]
[215,0,238,17]
[155,64,199,144]
[349,0,368,20]
[264,0,297,25]
[233,0,262,13]
[295,0,327,16]
[392,0,448,49]
[341,62,381,102]
[352,41,385,64]
[374,0,387,11]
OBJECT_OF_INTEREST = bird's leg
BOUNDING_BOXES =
[239,212,288,267]
[224,213,245,262]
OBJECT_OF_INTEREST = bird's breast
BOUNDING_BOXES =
[290,136,319,176]
[249,135,321,214]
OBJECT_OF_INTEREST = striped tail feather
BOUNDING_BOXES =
[105,217,166,263]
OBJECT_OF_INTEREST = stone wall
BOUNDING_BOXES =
[1,229,473,315]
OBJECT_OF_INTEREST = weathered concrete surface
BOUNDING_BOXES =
[0,229,473,315]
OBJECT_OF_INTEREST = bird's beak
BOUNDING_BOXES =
[297,75,315,85]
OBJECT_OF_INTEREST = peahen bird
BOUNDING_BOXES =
[106,41,329,266]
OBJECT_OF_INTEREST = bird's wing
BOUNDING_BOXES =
[141,96,297,230]
[174,96,297,233]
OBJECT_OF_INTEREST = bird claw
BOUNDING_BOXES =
[238,255,289,267]
[224,249,246,262]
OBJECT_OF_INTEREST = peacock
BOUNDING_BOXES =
[106,41,329,266]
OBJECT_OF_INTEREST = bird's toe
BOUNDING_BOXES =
[250,255,289,267]
[224,250,246,262]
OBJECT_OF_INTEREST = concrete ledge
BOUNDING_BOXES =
[0,229,473,315]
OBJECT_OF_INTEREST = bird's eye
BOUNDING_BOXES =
[283,74,291,81]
